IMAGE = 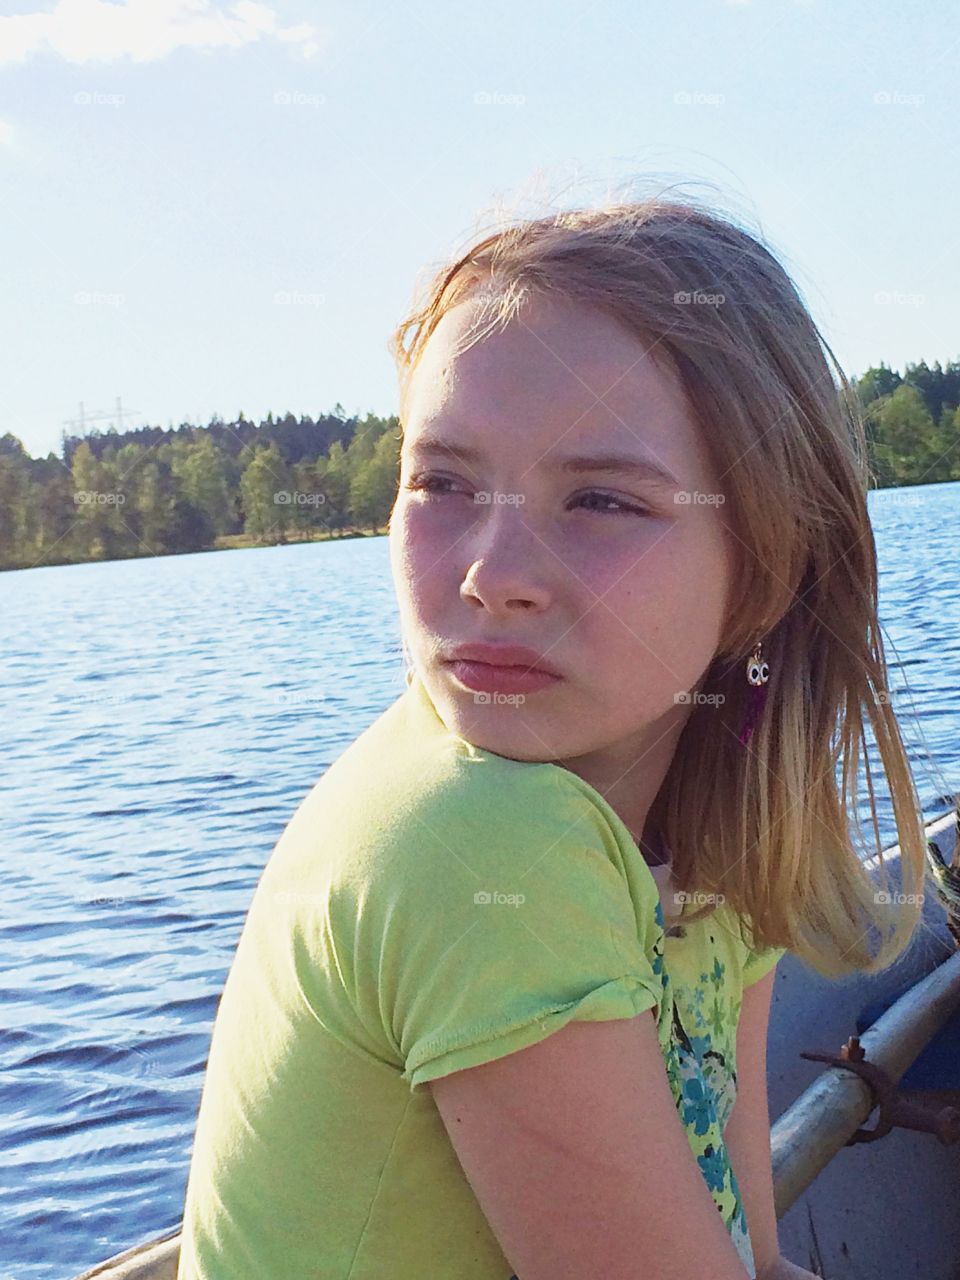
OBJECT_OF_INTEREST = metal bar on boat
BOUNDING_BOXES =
[770,946,960,1216]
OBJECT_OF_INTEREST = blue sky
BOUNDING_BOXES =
[1,0,957,459]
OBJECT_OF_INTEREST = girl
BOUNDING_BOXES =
[176,195,928,1279]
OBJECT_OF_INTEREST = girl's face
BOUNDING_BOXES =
[389,293,736,797]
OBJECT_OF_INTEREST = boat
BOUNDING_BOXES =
[768,803,960,1277]
[73,806,960,1280]
[73,1228,179,1279]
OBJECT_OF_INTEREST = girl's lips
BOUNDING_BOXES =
[444,659,563,695]
[445,642,562,675]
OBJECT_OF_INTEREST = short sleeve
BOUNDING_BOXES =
[741,943,786,988]
[349,762,665,1093]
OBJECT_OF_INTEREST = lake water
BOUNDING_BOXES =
[2,483,959,1279]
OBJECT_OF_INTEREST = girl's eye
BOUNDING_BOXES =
[405,475,650,517]
[405,473,461,497]
[572,490,651,517]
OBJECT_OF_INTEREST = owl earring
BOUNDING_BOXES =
[738,639,770,748]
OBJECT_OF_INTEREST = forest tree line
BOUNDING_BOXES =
[0,407,400,570]
[1,358,959,571]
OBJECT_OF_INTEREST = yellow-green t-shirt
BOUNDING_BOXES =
[176,671,785,1280]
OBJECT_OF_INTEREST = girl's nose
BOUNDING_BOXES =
[459,508,553,614]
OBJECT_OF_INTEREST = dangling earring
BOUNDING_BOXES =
[738,640,770,747]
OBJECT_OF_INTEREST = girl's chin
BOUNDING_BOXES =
[439,706,574,764]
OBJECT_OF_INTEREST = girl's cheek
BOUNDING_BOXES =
[553,526,669,590]
[400,495,469,532]
[393,502,469,589]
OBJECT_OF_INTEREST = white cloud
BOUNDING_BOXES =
[276,20,317,58]
[231,2,276,33]
[0,119,14,145]
[0,0,321,66]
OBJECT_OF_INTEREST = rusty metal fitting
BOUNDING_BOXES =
[800,1035,960,1146]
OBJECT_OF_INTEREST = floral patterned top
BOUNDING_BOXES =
[177,669,785,1280]
[653,897,784,1275]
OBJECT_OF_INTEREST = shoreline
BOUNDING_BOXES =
[0,526,390,574]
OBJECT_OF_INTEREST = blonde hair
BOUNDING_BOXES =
[387,192,932,978]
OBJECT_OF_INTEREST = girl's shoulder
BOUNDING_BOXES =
[265,675,666,952]
[261,676,618,891]
[299,671,642,861]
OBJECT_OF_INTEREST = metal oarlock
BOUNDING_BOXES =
[799,1035,960,1146]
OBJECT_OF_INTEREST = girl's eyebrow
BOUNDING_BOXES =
[408,436,681,490]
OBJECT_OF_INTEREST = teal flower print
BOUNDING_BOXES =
[698,1143,726,1192]
[688,1031,712,1061]
[680,1076,713,1136]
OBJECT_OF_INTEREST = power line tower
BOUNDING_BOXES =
[61,396,143,459]
[63,396,143,434]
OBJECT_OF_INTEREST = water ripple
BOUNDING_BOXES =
[1,506,958,1277]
